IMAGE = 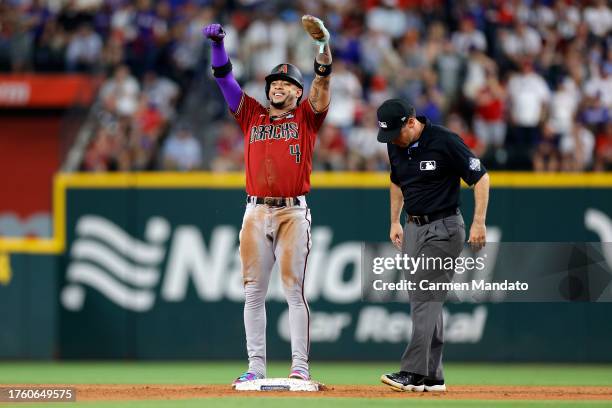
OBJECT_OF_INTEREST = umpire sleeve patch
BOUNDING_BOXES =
[469,158,481,171]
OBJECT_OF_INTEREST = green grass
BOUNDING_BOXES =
[1,362,611,408]
[0,362,611,386]
[10,400,612,408]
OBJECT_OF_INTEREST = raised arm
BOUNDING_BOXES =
[302,15,332,112]
[309,44,332,112]
[203,24,243,113]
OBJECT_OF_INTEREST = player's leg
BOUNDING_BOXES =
[239,204,275,379]
[272,204,312,379]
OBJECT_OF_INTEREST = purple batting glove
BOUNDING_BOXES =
[203,23,225,43]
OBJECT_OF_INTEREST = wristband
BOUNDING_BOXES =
[212,59,232,78]
[314,60,332,77]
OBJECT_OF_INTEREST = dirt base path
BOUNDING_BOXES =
[20,384,612,401]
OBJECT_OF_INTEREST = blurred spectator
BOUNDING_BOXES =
[415,76,445,124]
[583,64,612,110]
[548,77,580,144]
[65,23,102,72]
[142,70,179,121]
[366,0,410,40]
[560,122,595,171]
[33,20,67,71]
[533,124,560,172]
[327,60,362,130]
[8,14,34,72]
[583,0,612,39]
[162,125,202,171]
[396,28,427,102]
[100,64,140,117]
[451,16,487,55]
[507,59,551,166]
[243,8,288,77]
[594,122,612,171]
[500,21,542,66]
[447,113,485,158]
[433,40,466,104]
[463,48,495,102]
[242,72,267,106]
[315,124,347,170]
[211,121,244,172]
[473,66,507,163]
[347,106,388,171]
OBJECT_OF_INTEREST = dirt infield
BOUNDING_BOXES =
[33,384,612,401]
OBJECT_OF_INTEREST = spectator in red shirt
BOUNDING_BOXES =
[315,124,347,171]
[594,122,612,171]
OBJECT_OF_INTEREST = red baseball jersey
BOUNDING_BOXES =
[232,92,328,197]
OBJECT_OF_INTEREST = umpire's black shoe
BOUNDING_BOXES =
[380,371,425,392]
[424,378,447,392]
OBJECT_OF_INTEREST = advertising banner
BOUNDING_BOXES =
[57,180,612,361]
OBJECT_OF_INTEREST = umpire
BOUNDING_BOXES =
[377,99,490,392]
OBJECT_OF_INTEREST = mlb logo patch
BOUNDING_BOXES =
[420,160,436,171]
[469,158,481,171]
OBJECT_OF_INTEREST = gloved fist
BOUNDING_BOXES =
[203,23,225,43]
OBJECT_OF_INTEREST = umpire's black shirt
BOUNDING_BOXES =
[388,116,487,215]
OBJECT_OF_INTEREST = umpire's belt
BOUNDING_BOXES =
[407,207,459,226]
[247,196,301,207]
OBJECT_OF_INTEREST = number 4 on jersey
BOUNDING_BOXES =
[289,144,301,163]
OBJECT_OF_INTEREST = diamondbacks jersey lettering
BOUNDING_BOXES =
[233,93,327,197]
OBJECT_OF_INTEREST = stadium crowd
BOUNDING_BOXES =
[1,0,611,171]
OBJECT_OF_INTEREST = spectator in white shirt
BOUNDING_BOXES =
[66,23,102,71]
[583,0,612,39]
[548,76,581,140]
[326,60,362,129]
[162,125,202,171]
[243,11,288,77]
[366,0,409,39]
[100,64,140,116]
[507,60,551,168]
[560,122,596,171]
[500,21,542,65]
[507,60,551,129]
[451,16,487,55]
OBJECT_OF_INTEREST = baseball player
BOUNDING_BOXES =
[203,16,332,384]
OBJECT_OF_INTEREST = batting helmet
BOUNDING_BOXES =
[265,63,304,102]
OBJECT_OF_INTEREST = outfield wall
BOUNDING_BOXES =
[1,172,612,361]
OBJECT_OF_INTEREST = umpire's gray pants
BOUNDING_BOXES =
[400,212,465,379]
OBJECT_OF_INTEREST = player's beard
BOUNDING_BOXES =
[270,94,294,109]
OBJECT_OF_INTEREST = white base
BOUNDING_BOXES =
[233,378,323,392]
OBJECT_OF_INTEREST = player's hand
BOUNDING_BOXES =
[203,23,225,43]
[468,221,486,251]
[390,222,403,251]
[301,15,330,45]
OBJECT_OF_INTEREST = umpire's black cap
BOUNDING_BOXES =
[376,99,416,143]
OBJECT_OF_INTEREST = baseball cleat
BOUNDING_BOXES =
[381,371,425,392]
[232,371,263,385]
[424,378,447,392]
[288,370,310,381]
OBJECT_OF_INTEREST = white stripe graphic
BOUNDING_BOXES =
[65,263,155,312]
[71,240,160,288]
[76,216,164,265]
